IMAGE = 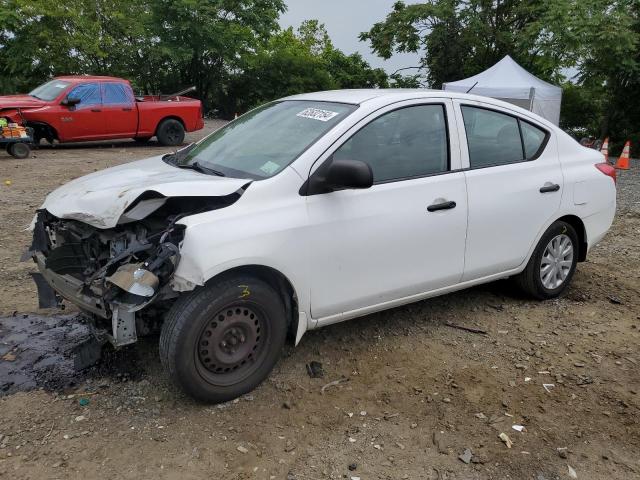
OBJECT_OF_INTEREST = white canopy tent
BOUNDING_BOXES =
[443,55,562,125]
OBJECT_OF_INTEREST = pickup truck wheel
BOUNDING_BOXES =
[513,221,578,300]
[159,275,287,403]
[156,119,185,146]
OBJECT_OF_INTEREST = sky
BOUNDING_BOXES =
[280,0,423,74]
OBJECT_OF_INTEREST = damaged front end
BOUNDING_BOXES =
[26,190,244,347]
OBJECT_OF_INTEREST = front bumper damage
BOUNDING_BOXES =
[26,209,184,347]
[23,156,252,349]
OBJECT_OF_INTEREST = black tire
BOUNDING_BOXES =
[514,220,579,300]
[8,142,30,159]
[159,275,287,403]
[156,119,185,146]
[133,136,152,143]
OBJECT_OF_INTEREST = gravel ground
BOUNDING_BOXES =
[0,129,638,480]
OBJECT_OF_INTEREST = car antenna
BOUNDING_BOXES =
[466,81,479,94]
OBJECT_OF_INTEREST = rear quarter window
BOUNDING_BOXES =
[520,121,547,159]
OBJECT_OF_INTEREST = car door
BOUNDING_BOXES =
[58,82,105,141]
[454,100,563,281]
[305,100,468,322]
[100,82,138,137]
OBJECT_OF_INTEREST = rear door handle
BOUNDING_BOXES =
[122,107,132,111]
[90,108,102,112]
[540,183,560,193]
[427,200,457,212]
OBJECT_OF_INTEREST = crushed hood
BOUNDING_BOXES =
[0,95,46,110]
[41,156,251,228]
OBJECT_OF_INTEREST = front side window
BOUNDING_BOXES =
[178,101,356,179]
[29,80,71,101]
[333,104,449,183]
[462,106,524,168]
[67,83,101,109]
[102,83,134,106]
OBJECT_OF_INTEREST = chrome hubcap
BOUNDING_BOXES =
[540,234,574,289]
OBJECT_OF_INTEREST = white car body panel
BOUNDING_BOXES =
[453,98,565,281]
[39,156,250,228]
[36,89,617,344]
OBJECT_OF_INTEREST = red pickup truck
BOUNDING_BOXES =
[0,76,204,146]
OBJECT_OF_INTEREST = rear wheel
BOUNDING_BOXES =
[8,142,30,159]
[514,221,578,299]
[159,275,287,403]
[156,119,185,146]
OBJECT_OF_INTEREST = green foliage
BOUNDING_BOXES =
[0,0,287,111]
[362,0,639,147]
[224,21,390,116]
[0,4,395,117]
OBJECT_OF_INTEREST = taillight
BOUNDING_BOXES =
[595,162,617,184]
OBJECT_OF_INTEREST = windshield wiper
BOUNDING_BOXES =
[176,161,226,177]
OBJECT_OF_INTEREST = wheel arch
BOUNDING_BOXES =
[204,264,302,345]
[556,214,588,262]
[155,115,186,135]
[25,121,59,142]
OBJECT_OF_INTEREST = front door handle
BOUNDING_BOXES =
[540,183,560,193]
[427,200,457,212]
[90,108,102,112]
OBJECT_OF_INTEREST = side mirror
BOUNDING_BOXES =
[304,159,373,195]
[326,160,373,190]
[61,96,81,107]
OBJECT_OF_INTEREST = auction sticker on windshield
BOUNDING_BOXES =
[259,160,280,175]
[297,108,340,122]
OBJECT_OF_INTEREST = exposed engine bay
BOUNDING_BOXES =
[27,188,247,347]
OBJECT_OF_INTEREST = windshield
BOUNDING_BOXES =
[177,100,357,179]
[29,80,71,101]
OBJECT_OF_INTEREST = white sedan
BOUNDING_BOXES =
[29,89,616,402]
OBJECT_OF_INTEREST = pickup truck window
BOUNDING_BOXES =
[68,83,101,109]
[29,80,71,101]
[179,100,357,179]
[102,83,134,106]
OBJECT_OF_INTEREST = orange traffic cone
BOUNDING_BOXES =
[600,137,609,163]
[614,141,631,170]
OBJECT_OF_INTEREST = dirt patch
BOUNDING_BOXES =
[0,313,146,395]
[0,132,638,479]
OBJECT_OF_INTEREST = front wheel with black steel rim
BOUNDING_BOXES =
[159,275,287,403]
[513,220,579,300]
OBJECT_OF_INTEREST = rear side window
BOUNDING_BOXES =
[67,83,101,109]
[102,83,134,106]
[461,106,523,168]
[333,104,449,183]
[520,121,547,158]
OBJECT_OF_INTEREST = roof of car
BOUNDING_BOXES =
[54,75,127,83]
[284,88,556,128]
[285,88,509,106]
